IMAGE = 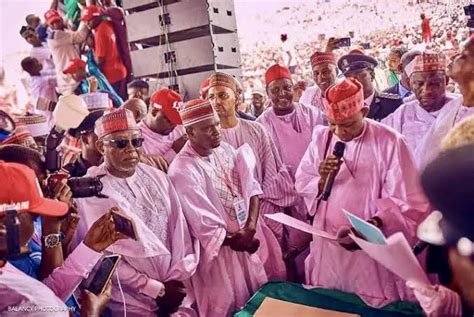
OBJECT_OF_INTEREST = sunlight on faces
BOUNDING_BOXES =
[0,212,35,258]
[97,130,142,177]
[313,63,337,93]
[186,116,221,151]
[328,107,369,142]
[267,78,294,112]
[208,86,237,118]
[410,71,446,112]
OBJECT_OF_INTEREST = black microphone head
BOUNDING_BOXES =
[333,141,346,158]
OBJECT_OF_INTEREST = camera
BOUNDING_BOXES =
[45,127,107,199]
[68,176,106,198]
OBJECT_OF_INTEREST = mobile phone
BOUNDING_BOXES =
[336,37,351,48]
[86,254,121,295]
[47,172,69,189]
[361,42,371,49]
[111,210,139,241]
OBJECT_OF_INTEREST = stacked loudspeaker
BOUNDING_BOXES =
[123,0,242,99]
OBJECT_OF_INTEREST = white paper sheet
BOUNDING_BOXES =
[350,232,431,285]
[265,213,338,240]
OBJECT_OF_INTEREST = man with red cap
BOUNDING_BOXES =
[257,64,324,281]
[295,78,430,308]
[382,51,459,157]
[0,161,126,316]
[80,5,128,100]
[415,36,474,169]
[207,72,296,280]
[169,99,268,316]
[138,88,187,164]
[44,9,90,95]
[73,108,198,316]
[257,64,324,178]
[299,50,338,115]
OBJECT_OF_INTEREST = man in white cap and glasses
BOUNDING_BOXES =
[73,108,199,316]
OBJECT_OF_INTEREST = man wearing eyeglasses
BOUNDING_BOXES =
[206,72,294,281]
[72,108,199,316]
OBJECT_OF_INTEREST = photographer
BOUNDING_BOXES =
[0,161,125,316]
[0,144,75,277]
[64,110,105,177]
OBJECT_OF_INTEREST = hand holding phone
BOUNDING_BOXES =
[336,37,351,48]
[86,254,121,295]
[83,210,128,252]
[111,208,139,241]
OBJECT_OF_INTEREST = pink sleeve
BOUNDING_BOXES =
[407,281,463,317]
[162,148,177,164]
[169,163,227,266]
[295,129,323,216]
[42,242,102,301]
[115,260,164,299]
[375,136,431,243]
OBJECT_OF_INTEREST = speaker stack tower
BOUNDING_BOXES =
[123,0,242,99]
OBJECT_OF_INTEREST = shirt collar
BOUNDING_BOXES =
[364,92,375,107]
[398,83,411,97]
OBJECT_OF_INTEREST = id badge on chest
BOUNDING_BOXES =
[233,197,247,229]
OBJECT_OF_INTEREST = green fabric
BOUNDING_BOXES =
[65,0,80,28]
[234,281,424,317]
[387,69,400,86]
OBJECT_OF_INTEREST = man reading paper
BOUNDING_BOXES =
[295,78,430,307]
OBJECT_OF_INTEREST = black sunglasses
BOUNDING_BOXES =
[103,137,144,149]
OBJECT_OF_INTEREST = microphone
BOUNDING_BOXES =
[321,141,346,201]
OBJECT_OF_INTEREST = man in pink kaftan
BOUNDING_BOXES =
[138,88,187,164]
[415,37,474,168]
[256,64,324,280]
[73,108,199,317]
[382,51,459,156]
[169,99,268,316]
[295,78,431,307]
[206,72,296,280]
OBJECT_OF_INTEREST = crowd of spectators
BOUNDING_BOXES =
[237,0,471,94]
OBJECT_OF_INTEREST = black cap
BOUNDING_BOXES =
[127,79,149,90]
[421,144,474,245]
[68,110,104,138]
[337,54,378,75]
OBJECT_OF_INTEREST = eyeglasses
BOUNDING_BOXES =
[103,137,144,149]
